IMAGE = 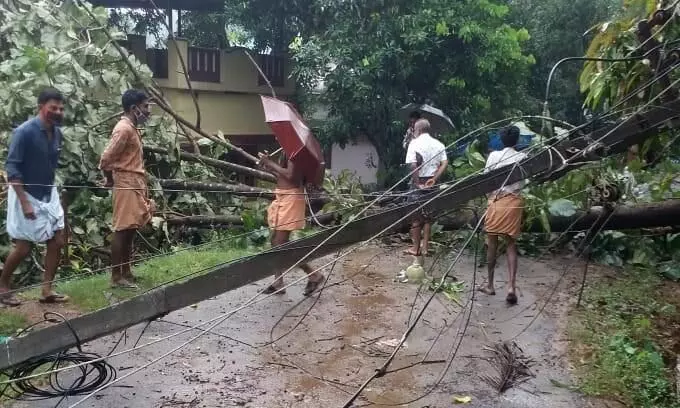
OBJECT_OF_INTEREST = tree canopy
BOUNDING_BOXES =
[289,0,534,184]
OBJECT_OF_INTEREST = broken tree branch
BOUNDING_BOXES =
[166,215,247,226]
[158,179,274,199]
[147,88,260,163]
[77,2,255,163]
[243,49,275,98]
[144,145,276,182]
[145,0,201,154]
[163,212,337,228]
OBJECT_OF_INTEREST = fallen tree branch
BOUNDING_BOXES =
[147,0,201,130]
[147,89,260,163]
[166,215,246,226]
[158,179,274,199]
[78,2,257,163]
[146,0,201,154]
[163,212,337,228]
[430,199,680,232]
[144,145,276,182]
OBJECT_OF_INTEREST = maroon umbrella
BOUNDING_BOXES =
[260,96,324,186]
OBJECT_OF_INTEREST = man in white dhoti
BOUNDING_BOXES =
[0,89,69,306]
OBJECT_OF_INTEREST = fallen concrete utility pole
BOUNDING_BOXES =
[1,97,680,370]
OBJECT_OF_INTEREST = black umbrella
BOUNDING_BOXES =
[398,103,455,135]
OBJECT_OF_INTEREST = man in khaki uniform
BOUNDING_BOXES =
[99,89,155,289]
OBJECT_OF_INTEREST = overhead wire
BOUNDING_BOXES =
[0,122,543,396]
[7,47,678,403]
[1,199,375,296]
[5,2,677,404]
[338,145,534,406]
[0,101,632,394]
[2,91,661,405]
[339,84,680,404]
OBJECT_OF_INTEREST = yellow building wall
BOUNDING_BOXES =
[160,89,273,136]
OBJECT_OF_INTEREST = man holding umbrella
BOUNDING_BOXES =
[257,153,325,296]
[403,111,421,149]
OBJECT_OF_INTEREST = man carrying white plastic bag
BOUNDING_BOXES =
[1,89,69,306]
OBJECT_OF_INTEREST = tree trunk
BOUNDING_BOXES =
[144,146,276,183]
[433,200,680,232]
[166,215,248,226]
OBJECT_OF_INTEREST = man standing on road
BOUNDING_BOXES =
[478,125,527,305]
[257,153,325,297]
[404,118,448,256]
[99,89,155,289]
[1,88,69,306]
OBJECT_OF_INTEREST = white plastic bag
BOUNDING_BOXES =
[6,186,64,243]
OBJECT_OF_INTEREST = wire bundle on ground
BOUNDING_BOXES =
[0,312,117,405]
[3,351,116,401]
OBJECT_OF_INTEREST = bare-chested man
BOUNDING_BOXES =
[257,152,324,296]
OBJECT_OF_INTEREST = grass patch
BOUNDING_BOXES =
[0,311,27,337]
[22,245,257,312]
[569,268,680,408]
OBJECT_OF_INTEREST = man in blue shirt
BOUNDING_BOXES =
[0,88,69,306]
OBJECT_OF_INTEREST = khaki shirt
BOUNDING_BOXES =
[99,117,145,175]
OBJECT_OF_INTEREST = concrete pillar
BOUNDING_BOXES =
[166,37,188,88]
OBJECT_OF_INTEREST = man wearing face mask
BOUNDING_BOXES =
[99,89,155,289]
[1,88,69,306]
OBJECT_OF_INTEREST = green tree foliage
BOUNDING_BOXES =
[509,0,617,123]
[180,11,229,48]
[0,0,243,282]
[289,0,534,185]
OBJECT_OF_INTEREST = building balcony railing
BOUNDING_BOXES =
[122,35,294,95]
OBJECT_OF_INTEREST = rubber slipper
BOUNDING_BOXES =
[123,275,139,283]
[402,249,421,256]
[506,292,518,305]
[477,286,496,296]
[111,281,138,290]
[39,293,70,304]
[262,285,286,295]
[0,296,21,307]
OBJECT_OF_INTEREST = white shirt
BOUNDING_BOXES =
[405,133,447,178]
[484,147,527,194]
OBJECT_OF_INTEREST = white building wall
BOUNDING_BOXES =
[330,136,379,185]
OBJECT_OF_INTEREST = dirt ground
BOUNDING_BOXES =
[12,243,593,408]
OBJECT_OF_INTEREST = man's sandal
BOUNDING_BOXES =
[111,281,138,290]
[303,275,325,297]
[0,296,21,307]
[262,285,286,295]
[476,286,496,296]
[39,293,70,304]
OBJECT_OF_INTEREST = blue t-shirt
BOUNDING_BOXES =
[5,117,63,202]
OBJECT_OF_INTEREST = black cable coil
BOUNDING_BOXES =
[0,312,117,405]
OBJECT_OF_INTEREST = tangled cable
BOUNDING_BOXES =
[0,312,116,405]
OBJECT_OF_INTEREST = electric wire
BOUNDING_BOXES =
[5,63,676,401]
